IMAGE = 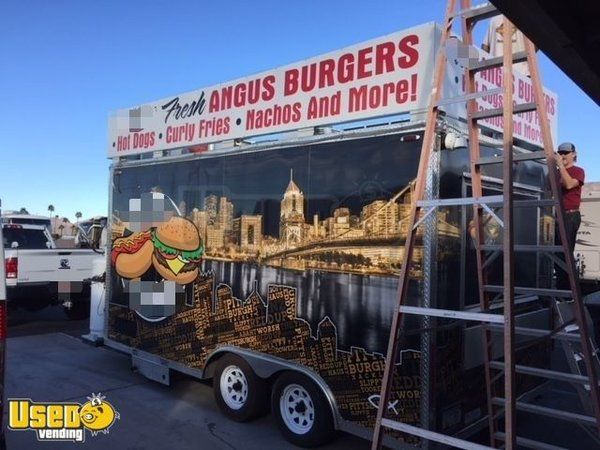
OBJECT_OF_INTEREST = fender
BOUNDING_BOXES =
[204,346,341,430]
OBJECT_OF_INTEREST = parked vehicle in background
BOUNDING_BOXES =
[3,223,104,318]
[577,182,600,293]
[1,213,52,233]
[75,216,108,250]
[78,216,107,235]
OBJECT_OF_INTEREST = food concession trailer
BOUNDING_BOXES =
[105,23,558,447]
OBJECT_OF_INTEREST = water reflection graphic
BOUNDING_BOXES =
[202,260,420,353]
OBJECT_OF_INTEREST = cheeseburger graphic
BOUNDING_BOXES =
[112,217,203,285]
[151,217,203,284]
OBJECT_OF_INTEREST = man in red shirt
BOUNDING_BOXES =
[555,142,585,289]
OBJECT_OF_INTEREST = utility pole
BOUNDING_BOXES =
[0,199,7,450]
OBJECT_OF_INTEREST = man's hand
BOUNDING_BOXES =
[555,152,580,189]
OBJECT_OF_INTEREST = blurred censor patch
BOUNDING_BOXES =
[126,279,183,319]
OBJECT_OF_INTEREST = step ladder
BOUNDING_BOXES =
[554,300,600,412]
[371,1,600,449]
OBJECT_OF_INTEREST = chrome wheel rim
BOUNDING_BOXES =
[280,383,315,435]
[220,365,248,410]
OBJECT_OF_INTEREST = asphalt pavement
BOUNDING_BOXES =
[7,305,87,338]
[5,306,370,450]
[7,306,600,450]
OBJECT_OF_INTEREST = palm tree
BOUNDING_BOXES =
[47,204,55,216]
[61,217,69,234]
[52,214,59,236]
[75,211,82,226]
[19,207,29,214]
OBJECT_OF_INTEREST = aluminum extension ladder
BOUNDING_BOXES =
[371,2,600,449]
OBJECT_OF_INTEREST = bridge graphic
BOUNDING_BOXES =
[262,233,408,261]
[262,180,459,266]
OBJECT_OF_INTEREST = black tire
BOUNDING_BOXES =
[212,354,268,422]
[63,301,90,320]
[271,372,335,448]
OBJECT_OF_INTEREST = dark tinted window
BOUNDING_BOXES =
[2,228,50,249]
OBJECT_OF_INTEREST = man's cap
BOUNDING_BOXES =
[558,142,576,152]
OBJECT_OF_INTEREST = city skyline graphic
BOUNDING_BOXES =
[114,169,460,277]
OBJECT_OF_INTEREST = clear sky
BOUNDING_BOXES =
[1,0,598,221]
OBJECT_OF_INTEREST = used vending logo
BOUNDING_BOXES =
[8,393,120,443]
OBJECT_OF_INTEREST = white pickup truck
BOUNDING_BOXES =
[3,223,105,318]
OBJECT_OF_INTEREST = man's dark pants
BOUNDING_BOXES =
[555,210,581,290]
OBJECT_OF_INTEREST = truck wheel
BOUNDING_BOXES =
[213,354,268,422]
[272,372,334,447]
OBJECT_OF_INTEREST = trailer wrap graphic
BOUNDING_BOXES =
[108,132,551,438]
[108,133,443,438]
[112,210,204,318]
[109,278,421,434]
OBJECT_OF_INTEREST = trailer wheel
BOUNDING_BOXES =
[213,354,268,422]
[272,372,334,447]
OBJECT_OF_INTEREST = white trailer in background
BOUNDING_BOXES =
[577,182,600,291]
